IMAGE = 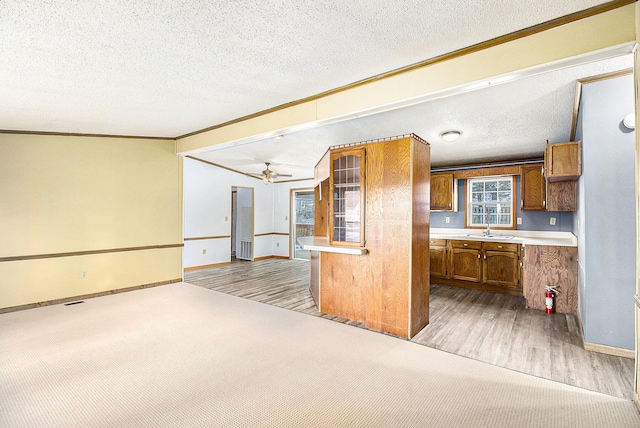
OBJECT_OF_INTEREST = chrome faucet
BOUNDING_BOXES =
[484,216,491,236]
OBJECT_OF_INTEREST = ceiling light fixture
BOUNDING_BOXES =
[440,130,461,142]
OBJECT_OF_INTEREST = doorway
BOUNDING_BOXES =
[291,189,314,260]
[231,186,254,261]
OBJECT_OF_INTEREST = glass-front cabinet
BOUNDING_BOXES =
[329,147,365,247]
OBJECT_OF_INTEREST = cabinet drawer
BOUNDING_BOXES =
[483,242,518,252]
[450,240,482,250]
[429,238,447,247]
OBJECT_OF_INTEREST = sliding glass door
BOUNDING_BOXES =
[291,189,314,260]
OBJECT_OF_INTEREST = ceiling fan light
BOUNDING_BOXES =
[262,177,269,184]
[268,176,274,183]
[440,130,461,142]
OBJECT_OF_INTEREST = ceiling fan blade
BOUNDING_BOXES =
[272,173,292,177]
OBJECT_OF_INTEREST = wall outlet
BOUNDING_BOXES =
[225,216,228,221]
[285,215,288,221]
[81,271,87,278]
[550,217,556,225]
[517,217,522,225]
[202,249,206,254]
[276,242,280,247]
[445,217,450,224]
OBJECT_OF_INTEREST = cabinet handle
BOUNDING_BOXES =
[477,254,480,259]
[520,200,523,209]
[498,245,503,249]
[484,254,487,259]
[464,243,468,246]
[543,200,546,208]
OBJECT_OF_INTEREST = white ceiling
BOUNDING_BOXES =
[0,1,634,178]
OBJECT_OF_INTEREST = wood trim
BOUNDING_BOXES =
[0,129,174,141]
[176,1,634,141]
[570,68,633,140]
[463,175,517,230]
[453,165,522,180]
[635,294,640,308]
[432,157,544,172]
[254,255,290,261]
[0,278,183,314]
[186,156,312,183]
[255,232,289,237]
[584,342,635,359]
[184,235,231,241]
[184,261,231,271]
[0,244,184,263]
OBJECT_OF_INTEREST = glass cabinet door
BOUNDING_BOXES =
[330,147,365,246]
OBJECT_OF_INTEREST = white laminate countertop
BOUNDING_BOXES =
[430,228,577,247]
[298,236,369,255]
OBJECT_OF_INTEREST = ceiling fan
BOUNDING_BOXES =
[248,162,292,184]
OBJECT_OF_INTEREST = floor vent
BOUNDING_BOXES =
[64,301,85,306]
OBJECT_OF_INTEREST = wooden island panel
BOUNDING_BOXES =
[317,135,430,338]
[523,245,578,314]
[410,140,431,337]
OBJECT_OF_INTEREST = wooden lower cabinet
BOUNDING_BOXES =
[449,241,482,282]
[429,238,448,279]
[482,242,520,288]
[432,239,522,295]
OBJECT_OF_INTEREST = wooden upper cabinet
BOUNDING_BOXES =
[520,164,546,211]
[544,141,581,182]
[329,146,366,247]
[546,181,578,212]
[431,172,457,211]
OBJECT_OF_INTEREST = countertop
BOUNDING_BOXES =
[298,236,369,255]
[430,228,577,247]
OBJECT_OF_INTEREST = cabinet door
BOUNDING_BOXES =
[430,173,457,212]
[450,245,482,282]
[544,142,581,182]
[521,165,546,211]
[546,181,577,212]
[483,250,520,288]
[329,147,365,246]
[429,246,448,279]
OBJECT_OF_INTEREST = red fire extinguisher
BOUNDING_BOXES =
[545,286,559,314]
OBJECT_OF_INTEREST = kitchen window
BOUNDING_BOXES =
[466,176,515,229]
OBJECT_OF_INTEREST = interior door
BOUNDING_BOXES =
[233,186,254,261]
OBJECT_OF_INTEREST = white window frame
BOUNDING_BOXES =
[466,176,515,229]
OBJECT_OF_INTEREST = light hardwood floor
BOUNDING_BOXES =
[185,258,634,399]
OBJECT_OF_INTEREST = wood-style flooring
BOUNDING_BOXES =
[185,258,634,399]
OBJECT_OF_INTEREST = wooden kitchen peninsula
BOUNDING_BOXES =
[301,134,431,339]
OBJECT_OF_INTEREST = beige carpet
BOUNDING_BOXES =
[1,282,639,427]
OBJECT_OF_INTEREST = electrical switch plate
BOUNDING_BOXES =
[276,242,280,247]
[445,217,450,224]
[517,217,522,225]
[202,249,206,254]
[225,216,228,221]
[550,217,556,225]
[285,215,288,221]
[81,271,86,278]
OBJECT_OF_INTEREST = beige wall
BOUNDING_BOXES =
[0,133,183,309]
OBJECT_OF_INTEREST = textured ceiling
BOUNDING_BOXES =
[0,0,613,137]
[194,55,634,178]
